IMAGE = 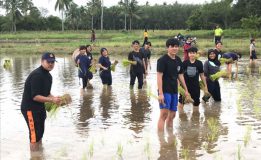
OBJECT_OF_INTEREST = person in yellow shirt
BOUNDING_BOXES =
[142,29,148,46]
[214,25,223,43]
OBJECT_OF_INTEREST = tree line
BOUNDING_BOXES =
[0,0,260,32]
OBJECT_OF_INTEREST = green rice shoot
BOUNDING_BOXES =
[210,70,229,81]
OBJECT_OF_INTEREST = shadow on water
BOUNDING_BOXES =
[123,89,152,135]
[76,90,94,136]
[99,86,117,128]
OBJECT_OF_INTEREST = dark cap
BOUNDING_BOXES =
[41,52,57,62]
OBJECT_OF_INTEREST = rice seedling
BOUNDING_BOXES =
[178,85,194,104]
[236,100,243,116]
[100,136,105,146]
[219,58,233,65]
[117,143,123,157]
[88,140,94,159]
[171,138,177,148]
[81,152,87,160]
[253,100,261,119]
[144,138,151,160]
[243,125,252,147]
[45,94,72,116]
[210,70,229,81]
[111,60,118,72]
[207,117,219,142]
[202,142,209,151]
[236,145,243,160]
[181,147,190,160]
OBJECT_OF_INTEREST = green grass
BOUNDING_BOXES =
[243,125,252,147]
[0,29,260,55]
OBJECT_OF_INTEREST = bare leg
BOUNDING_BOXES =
[30,142,40,152]
[158,109,168,132]
[166,110,176,129]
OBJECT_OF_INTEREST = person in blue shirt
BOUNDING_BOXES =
[75,46,91,90]
[222,52,241,78]
[98,48,112,87]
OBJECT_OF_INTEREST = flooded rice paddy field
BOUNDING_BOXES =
[0,54,261,160]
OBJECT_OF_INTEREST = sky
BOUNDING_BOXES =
[32,0,212,17]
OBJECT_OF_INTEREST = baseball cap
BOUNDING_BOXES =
[41,52,57,62]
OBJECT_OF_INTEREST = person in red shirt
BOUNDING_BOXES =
[183,36,192,61]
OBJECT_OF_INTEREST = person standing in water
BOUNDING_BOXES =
[21,52,62,152]
[157,38,188,132]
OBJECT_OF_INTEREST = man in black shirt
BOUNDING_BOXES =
[140,41,152,80]
[21,52,61,152]
[157,38,188,132]
[128,40,146,89]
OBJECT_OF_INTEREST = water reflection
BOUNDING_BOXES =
[76,90,94,136]
[201,102,228,153]
[99,87,115,127]
[123,90,152,134]
[158,131,178,160]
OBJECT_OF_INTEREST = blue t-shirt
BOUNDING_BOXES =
[222,52,238,61]
[99,56,111,72]
[76,54,91,78]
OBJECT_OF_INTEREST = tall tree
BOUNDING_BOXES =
[20,0,33,16]
[2,0,23,32]
[127,0,139,30]
[118,0,129,30]
[87,0,101,30]
[55,0,72,31]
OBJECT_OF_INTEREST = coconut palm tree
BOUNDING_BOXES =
[2,0,23,32]
[55,0,72,31]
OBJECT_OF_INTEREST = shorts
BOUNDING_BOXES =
[250,51,257,60]
[22,110,46,143]
[159,93,178,111]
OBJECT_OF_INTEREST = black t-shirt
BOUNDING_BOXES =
[183,60,203,89]
[157,54,183,94]
[21,66,52,112]
[140,47,151,66]
[128,51,144,74]
[99,56,111,72]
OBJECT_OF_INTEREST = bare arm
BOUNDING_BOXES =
[33,95,61,105]
[98,63,108,70]
[143,59,147,75]
[157,72,164,104]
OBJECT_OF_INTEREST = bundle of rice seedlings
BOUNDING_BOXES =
[178,86,194,104]
[219,58,233,65]
[45,94,72,115]
[89,64,97,74]
[3,59,12,69]
[110,60,118,72]
[210,70,229,81]
[199,80,211,102]
[122,59,136,67]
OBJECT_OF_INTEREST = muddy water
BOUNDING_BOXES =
[0,55,261,160]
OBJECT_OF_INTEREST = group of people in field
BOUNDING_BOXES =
[20,28,258,153]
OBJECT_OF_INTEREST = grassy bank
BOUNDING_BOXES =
[0,29,260,56]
